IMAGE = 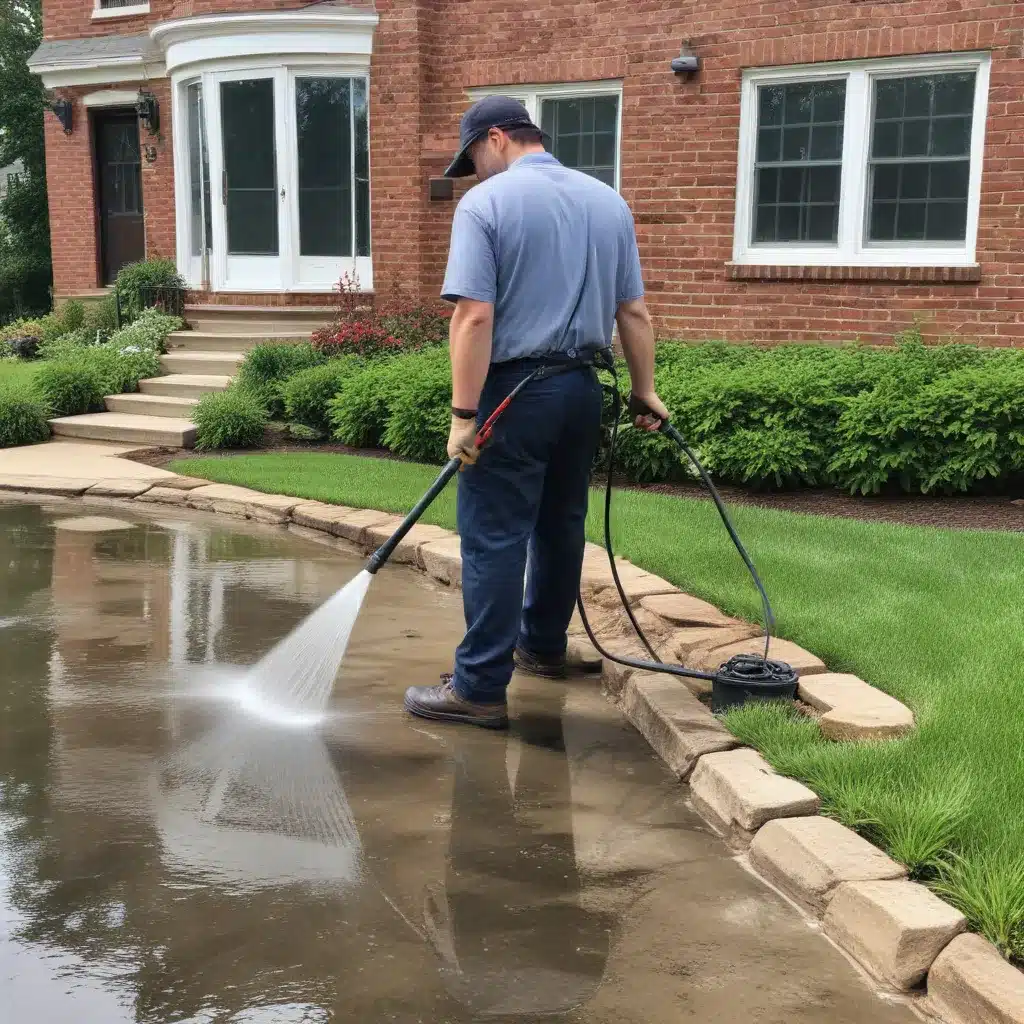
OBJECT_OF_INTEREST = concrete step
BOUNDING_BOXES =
[185,303,335,323]
[139,374,232,398]
[184,319,323,337]
[166,330,311,351]
[105,393,198,418]
[49,412,196,448]
[160,351,244,376]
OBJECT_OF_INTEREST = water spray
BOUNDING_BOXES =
[251,352,797,716]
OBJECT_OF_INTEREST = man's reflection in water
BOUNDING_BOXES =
[424,702,613,1017]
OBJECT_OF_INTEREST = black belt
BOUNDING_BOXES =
[494,347,614,377]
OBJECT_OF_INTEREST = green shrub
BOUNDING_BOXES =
[0,316,45,356]
[283,356,364,432]
[59,300,85,334]
[90,345,162,395]
[328,356,408,448]
[382,348,452,463]
[192,389,268,450]
[39,328,94,361]
[108,306,182,355]
[84,295,119,342]
[309,338,1024,494]
[236,342,325,417]
[830,348,1024,494]
[613,423,691,483]
[35,359,106,416]
[114,259,185,324]
[287,422,325,442]
[0,383,50,448]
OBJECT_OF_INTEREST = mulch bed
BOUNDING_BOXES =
[128,439,1024,534]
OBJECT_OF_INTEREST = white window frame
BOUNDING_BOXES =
[466,80,624,191]
[92,0,151,20]
[732,51,991,268]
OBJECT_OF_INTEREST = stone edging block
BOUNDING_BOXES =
[693,635,826,676]
[640,592,739,627]
[823,879,966,991]
[620,671,738,780]
[363,521,454,567]
[928,933,1024,1024]
[419,535,462,586]
[291,500,356,534]
[0,475,94,496]
[185,484,303,525]
[799,673,914,741]
[86,479,157,498]
[689,747,820,847]
[136,485,189,505]
[749,816,906,916]
[673,623,761,661]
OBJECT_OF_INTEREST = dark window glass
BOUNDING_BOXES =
[867,72,975,243]
[540,95,618,187]
[752,79,846,244]
[295,76,371,259]
[221,79,278,256]
[353,77,371,258]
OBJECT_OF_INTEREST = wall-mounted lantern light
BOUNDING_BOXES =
[52,98,73,135]
[671,41,701,76]
[136,90,160,136]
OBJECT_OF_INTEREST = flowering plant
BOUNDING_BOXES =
[312,319,403,358]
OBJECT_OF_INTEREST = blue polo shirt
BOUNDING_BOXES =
[441,153,644,364]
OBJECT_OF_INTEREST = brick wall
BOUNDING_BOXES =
[417,0,1024,346]
[40,0,1024,344]
[46,78,174,294]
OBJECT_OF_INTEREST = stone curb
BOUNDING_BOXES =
[927,933,1024,1024]
[620,670,738,780]
[823,880,967,991]
[10,470,1015,1022]
[749,816,907,916]
[689,748,821,847]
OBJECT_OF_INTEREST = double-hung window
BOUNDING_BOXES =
[733,53,991,267]
[467,82,623,190]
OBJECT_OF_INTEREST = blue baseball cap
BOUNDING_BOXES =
[444,95,549,178]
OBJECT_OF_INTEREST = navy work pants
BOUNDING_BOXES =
[452,360,604,704]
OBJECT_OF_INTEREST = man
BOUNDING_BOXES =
[404,95,668,730]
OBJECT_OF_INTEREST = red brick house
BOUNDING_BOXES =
[29,1,1024,345]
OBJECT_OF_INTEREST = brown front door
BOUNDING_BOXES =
[95,112,145,284]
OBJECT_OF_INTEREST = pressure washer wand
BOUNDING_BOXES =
[365,455,463,575]
[365,372,538,576]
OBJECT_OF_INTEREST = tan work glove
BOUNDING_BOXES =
[447,415,480,465]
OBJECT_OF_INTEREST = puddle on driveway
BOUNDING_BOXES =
[0,499,918,1024]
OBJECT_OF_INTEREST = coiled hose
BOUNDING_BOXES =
[574,367,798,705]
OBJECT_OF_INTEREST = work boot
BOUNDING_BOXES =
[404,675,509,730]
[513,640,603,680]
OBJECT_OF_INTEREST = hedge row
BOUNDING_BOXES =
[0,308,183,445]
[203,338,1024,495]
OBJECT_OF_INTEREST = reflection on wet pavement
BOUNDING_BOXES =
[0,500,918,1023]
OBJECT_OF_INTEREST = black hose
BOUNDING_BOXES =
[575,363,787,693]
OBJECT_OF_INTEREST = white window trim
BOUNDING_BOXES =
[732,51,991,268]
[92,2,150,20]
[466,80,624,191]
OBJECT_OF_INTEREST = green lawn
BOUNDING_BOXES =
[172,451,1024,959]
[0,359,41,390]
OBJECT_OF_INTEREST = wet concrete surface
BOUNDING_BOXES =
[0,499,920,1024]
